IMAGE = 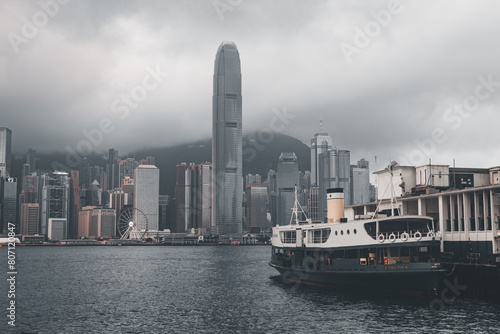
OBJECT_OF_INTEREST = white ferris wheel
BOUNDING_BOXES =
[118,207,149,240]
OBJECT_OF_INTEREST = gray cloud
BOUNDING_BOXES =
[1,0,499,171]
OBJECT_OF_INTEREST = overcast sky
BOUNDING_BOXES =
[1,0,499,170]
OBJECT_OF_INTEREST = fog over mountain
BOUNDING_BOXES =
[2,0,500,171]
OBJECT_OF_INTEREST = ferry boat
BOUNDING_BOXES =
[269,188,447,295]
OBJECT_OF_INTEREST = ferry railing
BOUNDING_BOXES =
[467,252,480,265]
[377,228,439,241]
[441,252,454,262]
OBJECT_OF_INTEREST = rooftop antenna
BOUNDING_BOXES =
[320,118,324,133]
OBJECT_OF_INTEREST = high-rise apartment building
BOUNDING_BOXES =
[0,127,12,177]
[134,165,159,231]
[212,41,243,235]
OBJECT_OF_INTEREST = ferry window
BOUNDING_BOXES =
[280,231,296,244]
[354,229,357,234]
[335,231,338,236]
[310,229,331,243]
[347,230,350,235]
[341,230,344,235]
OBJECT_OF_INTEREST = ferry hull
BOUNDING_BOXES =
[270,263,447,296]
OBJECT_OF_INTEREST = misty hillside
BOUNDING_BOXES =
[12,133,310,196]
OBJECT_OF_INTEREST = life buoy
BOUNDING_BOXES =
[388,233,396,243]
[377,234,385,243]
[383,257,389,265]
[400,232,409,242]
[414,231,422,241]
[427,231,435,238]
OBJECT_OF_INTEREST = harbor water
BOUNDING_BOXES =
[1,246,499,333]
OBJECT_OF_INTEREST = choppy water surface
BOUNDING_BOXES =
[1,246,499,333]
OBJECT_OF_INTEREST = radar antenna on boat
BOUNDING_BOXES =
[290,185,308,225]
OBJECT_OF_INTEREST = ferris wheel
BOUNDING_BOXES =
[118,207,148,240]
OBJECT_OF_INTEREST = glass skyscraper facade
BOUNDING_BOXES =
[0,127,12,177]
[134,165,159,232]
[310,129,333,187]
[212,41,243,235]
[318,148,351,221]
[277,152,300,226]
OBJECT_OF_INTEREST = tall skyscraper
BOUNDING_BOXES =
[175,163,197,233]
[69,170,80,239]
[2,177,17,233]
[0,127,12,177]
[106,149,119,191]
[158,195,170,231]
[40,172,70,236]
[310,124,333,187]
[20,203,39,235]
[212,41,243,235]
[267,169,278,225]
[175,162,212,233]
[246,183,268,232]
[27,148,37,172]
[318,148,351,221]
[134,165,159,232]
[277,152,300,226]
[351,159,371,205]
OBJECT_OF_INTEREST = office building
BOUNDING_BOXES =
[0,127,12,177]
[134,165,159,231]
[106,149,119,191]
[40,172,70,236]
[20,203,39,235]
[69,170,80,239]
[318,148,351,221]
[277,152,300,226]
[246,183,268,231]
[158,195,170,231]
[212,41,243,235]
[175,162,212,233]
[48,218,67,241]
[27,148,36,172]
[310,125,332,187]
[2,177,17,233]
[351,159,371,205]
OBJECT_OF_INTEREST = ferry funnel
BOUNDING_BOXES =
[327,188,345,223]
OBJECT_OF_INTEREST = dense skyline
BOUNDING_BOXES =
[1,1,500,171]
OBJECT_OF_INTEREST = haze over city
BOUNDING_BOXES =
[1,0,500,170]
